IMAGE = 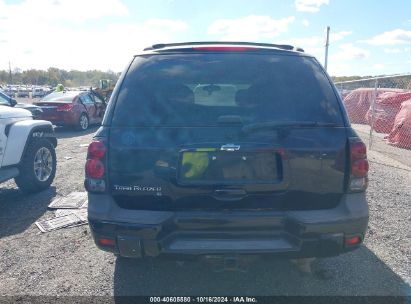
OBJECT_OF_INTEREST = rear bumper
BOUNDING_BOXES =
[88,193,368,259]
[38,112,77,126]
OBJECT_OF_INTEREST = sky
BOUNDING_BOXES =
[0,0,410,76]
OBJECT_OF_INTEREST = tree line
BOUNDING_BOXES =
[0,67,120,87]
[1,68,409,90]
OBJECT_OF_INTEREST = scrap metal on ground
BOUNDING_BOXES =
[35,192,88,232]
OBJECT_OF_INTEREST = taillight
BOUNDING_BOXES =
[352,159,369,177]
[86,159,105,178]
[351,141,367,159]
[345,235,362,246]
[87,141,106,159]
[98,238,116,247]
[85,140,106,192]
[348,138,369,192]
[56,104,74,111]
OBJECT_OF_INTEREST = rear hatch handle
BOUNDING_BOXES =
[213,189,247,201]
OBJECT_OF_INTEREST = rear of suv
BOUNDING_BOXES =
[85,42,369,259]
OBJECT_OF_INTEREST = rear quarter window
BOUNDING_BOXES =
[80,94,94,104]
[111,53,344,126]
[41,92,77,102]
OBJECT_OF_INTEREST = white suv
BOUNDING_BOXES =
[0,106,57,192]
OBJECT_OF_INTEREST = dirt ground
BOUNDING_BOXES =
[0,123,410,297]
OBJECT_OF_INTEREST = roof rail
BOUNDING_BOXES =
[143,41,304,52]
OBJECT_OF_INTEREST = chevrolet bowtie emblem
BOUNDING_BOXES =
[220,144,240,151]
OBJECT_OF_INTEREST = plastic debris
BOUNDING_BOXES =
[35,213,84,232]
[36,192,89,233]
[55,208,87,221]
[48,192,87,209]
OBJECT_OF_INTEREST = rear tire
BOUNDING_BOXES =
[15,138,57,193]
[77,113,89,131]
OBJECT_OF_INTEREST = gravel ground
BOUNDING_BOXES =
[0,125,410,297]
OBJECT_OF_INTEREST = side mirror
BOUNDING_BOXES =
[10,98,17,107]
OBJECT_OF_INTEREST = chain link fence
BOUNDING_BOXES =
[335,74,411,167]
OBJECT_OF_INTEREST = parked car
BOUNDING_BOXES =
[3,88,15,98]
[17,88,30,98]
[0,88,43,118]
[32,87,47,98]
[85,42,369,264]
[34,90,106,131]
[0,106,57,192]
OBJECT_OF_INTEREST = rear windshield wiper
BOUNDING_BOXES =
[242,121,339,133]
[217,115,244,125]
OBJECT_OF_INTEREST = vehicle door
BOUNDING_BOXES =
[90,93,106,123]
[79,93,97,124]
[0,93,11,165]
[0,120,6,166]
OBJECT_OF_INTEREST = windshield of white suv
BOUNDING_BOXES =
[112,53,344,127]
[0,90,10,105]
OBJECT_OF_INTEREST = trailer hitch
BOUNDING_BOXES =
[202,255,257,273]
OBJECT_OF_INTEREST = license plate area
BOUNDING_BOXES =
[178,149,280,185]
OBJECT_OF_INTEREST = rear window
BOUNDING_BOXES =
[41,92,77,102]
[112,53,343,126]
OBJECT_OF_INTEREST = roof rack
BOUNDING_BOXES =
[143,41,304,52]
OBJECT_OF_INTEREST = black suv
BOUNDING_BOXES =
[85,42,369,260]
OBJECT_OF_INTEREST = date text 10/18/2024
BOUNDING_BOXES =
[149,297,258,303]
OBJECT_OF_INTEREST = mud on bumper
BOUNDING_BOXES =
[88,193,368,259]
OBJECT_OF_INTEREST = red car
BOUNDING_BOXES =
[34,91,106,131]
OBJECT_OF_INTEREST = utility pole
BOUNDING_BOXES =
[8,61,12,85]
[324,26,330,71]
